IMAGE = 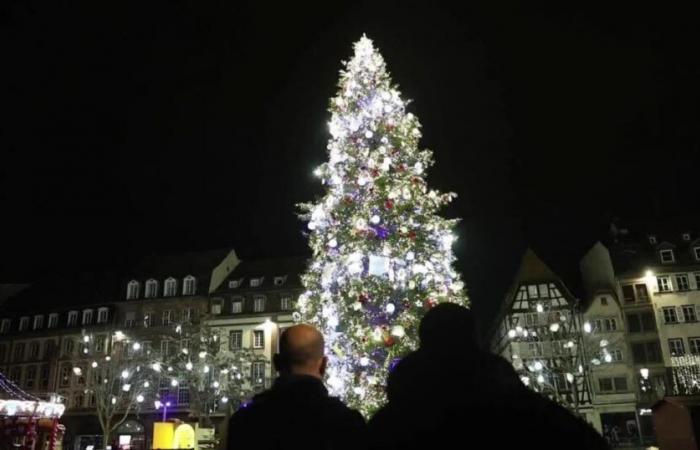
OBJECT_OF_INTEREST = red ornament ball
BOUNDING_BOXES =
[385,199,394,209]
[384,336,395,347]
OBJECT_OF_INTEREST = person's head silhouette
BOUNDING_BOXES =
[273,324,328,379]
[418,303,479,354]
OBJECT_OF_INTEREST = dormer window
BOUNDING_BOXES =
[164,278,178,297]
[228,278,243,289]
[693,247,700,261]
[182,276,196,296]
[144,279,158,298]
[82,309,94,326]
[33,315,44,330]
[126,280,140,300]
[97,308,109,324]
[648,235,657,245]
[274,276,287,286]
[48,314,58,329]
[67,311,78,327]
[682,233,691,241]
[250,277,263,288]
[19,316,29,331]
[660,249,675,264]
[0,319,10,334]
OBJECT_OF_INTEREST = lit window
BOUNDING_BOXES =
[47,314,58,329]
[253,296,266,313]
[250,277,263,288]
[694,247,700,261]
[252,361,265,385]
[164,278,178,297]
[660,249,675,264]
[280,296,293,311]
[635,284,649,301]
[231,299,243,314]
[657,276,672,292]
[182,276,196,296]
[67,311,78,327]
[82,310,94,326]
[33,315,44,330]
[127,280,140,299]
[160,340,170,357]
[229,330,243,350]
[668,338,685,356]
[97,308,109,324]
[228,279,242,289]
[253,330,264,349]
[676,274,690,291]
[663,307,678,324]
[19,316,29,331]
[145,279,158,298]
[211,299,223,315]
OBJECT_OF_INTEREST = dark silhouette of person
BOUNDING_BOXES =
[227,324,366,450]
[369,303,609,450]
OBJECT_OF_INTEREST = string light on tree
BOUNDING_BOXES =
[297,35,468,415]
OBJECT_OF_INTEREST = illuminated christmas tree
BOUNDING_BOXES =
[297,35,468,414]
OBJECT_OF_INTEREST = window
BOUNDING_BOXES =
[67,311,78,327]
[145,279,158,298]
[669,338,685,356]
[694,247,700,261]
[0,319,10,334]
[228,278,242,289]
[690,337,700,355]
[622,285,635,303]
[631,341,662,364]
[13,343,25,361]
[676,274,690,291]
[528,342,543,357]
[211,299,223,315]
[47,314,58,329]
[162,310,173,326]
[88,394,96,407]
[648,235,657,244]
[178,380,190,405]
[82,310,93,325]
[660,249,675,264]
[40,365,50,389]
[600,297,608,306]
[160,340,170,357]
[124,312,136,328]
[627,313,651,333]
[0,345,6,363]
[164,278,178,297]
[25,366,36,390]
[683,233,691,241]
[59,365,71,387]
[143,313,154,328]
[29,342,40,359]
[94,336,105,353]
[641,312,656,331]
[231,299,243,314]
[280,296,293,311]
[127,280,140,299]
[253,330,264,349]
[599,378,613,392]
[33,315,44,330]
[62,339,74,357]
[253,296,266,313]
[613,377,628,391]
[230,330,243,350]
[250,277,263,288]
[73,392,84,408]
[610,349,623,362]
[657,276,672,292]
[181,308,194,323]
[682,305,697,322]
[252,361,265,385]
[182,276,196,295]
[604,318,618,331]
[274,276,287,286]
[635,284,650,301]
[663,307,678,324]
[97,308,109,324]
[10,367,22,385]
[159,378,170,401]
[19,316,29,331]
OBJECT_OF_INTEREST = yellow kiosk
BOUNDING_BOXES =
[152,422,196,449]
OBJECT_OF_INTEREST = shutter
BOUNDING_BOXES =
[677,306,685,323]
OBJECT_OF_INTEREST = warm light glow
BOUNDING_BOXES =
[640,368,650,379]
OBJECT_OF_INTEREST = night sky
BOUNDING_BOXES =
[3,2,700,325]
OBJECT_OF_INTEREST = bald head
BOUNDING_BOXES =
[274,324,327,378]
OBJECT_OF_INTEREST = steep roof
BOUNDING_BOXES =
[126,248,234,279]
[217,256,307,291]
